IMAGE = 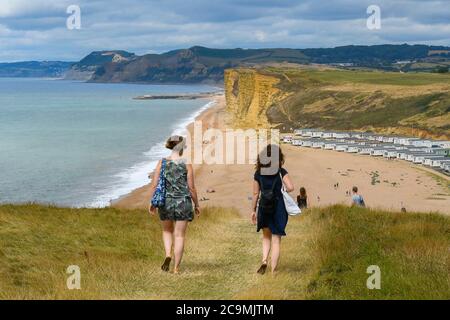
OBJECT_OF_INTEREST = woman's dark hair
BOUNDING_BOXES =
[255,144,284,173]
[165,135,185,156]
[299,187,307,198]
[352,186,358,193]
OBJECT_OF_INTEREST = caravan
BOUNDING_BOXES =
[371,149,384,157]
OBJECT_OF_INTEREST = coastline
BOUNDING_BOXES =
[113,93,450,215]
[112,94,227,209]
[92,93,223,208]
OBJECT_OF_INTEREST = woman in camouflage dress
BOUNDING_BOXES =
[149,135,200,274]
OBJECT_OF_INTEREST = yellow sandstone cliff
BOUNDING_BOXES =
[224,67,449,140]
[224,69,282,128]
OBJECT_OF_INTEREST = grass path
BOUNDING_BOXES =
[0,204,449,299]
[0,205,265,299]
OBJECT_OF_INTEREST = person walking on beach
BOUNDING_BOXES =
[297,187,308,209]
[251,144,294,274]
[351,186,366,207]
[149,135,200,274]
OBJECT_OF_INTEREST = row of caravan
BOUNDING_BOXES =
[292,129,450,149]
[288,138,450,174]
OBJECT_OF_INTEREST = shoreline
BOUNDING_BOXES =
[95,94,223,208]
[113,94,450,215]
[112,94,226,209]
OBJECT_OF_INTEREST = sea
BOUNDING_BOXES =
[0,78,218,207]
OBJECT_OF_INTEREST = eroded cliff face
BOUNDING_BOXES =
[224,69,282,128]
[224,67,450,140]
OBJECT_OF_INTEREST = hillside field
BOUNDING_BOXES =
[0,204,448,300]
[260,67,450,139]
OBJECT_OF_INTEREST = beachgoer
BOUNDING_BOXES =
[251,144,294,274]
[297,187,308,209]
[149,135,200,274]
[351,186,366,207]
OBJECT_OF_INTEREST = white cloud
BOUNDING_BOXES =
[0,0,67,18]
[0,0,449,61]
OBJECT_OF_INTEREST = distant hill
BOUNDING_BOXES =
[77,46,309,83]
[302,44,449,63]
[77,44,450,84]
[2,44,449,82]
[0,61,73,78]
[66,50,137,80]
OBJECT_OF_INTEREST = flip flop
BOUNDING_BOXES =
[257,263,267,275]
[161,257,171,272]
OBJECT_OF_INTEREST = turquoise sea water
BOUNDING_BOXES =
[0,78,217,207]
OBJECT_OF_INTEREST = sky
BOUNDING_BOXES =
[0,0,449,62]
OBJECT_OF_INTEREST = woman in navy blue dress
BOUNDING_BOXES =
[251,144,294,274]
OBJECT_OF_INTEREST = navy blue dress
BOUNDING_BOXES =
[254,168,288,236]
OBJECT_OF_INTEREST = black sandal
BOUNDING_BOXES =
[161,257,171,272]
[257,262,267,275]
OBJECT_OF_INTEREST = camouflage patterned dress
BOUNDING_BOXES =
[158,159,194,221]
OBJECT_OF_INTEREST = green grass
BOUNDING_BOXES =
[285,68,450,86]
[0,204,449,300]
[260,67,450,138]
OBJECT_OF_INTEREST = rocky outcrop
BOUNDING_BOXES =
[224,69,283,128]
[64,50,136,81]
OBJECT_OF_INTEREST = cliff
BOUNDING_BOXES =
[61,44,450,84]
[224,67,450,139]
[224,69,284,128]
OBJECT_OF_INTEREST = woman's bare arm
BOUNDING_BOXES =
[252,180,260,212]
[187,164,200,210]
[251,180,260,224]
[282,173,295,192]
[149,160,162,196]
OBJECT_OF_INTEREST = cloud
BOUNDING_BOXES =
[0,0,449,61]
[0,0,67,18]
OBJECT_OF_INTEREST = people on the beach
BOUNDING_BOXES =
[297,187,308,209]
[149,135,200,274]
[401,201,407,212]
[251,144,294,274]
[351,186,366,207]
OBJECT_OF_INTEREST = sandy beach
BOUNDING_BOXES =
[114,94,450,215]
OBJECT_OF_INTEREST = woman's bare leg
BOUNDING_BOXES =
[271,235,281,273]
[262,228,272,264]
[173,221,188,273]
[161,220,174,258]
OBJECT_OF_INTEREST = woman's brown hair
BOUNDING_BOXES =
[165,135,185,156]
[255,144,284,173]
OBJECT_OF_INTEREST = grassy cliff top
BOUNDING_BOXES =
[247,67,450,139]
[0,204,448,299]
